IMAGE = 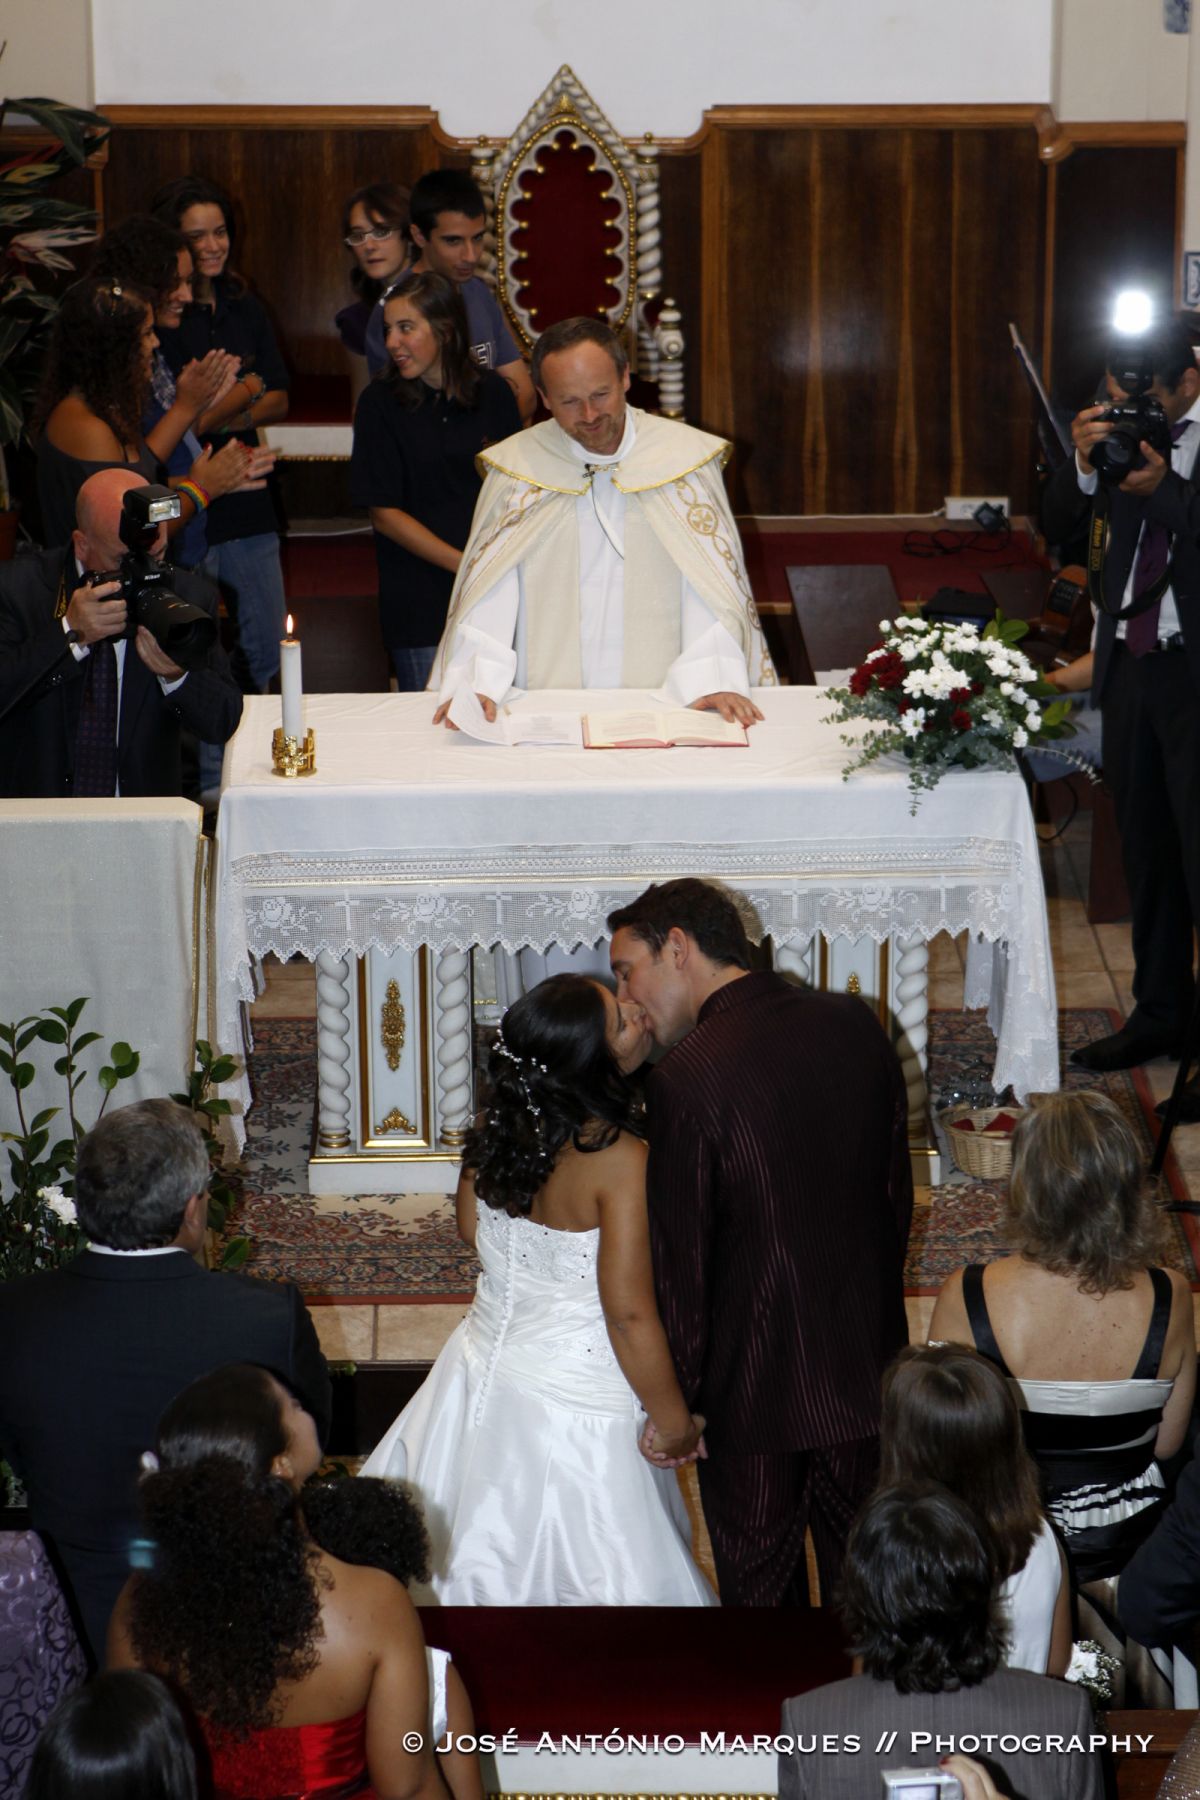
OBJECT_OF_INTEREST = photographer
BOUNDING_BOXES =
[0,469,241,799]
[1042,315,1200,1074]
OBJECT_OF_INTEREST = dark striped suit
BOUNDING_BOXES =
[646,972,912,1604]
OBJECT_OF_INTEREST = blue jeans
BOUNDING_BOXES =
[204,533,286,692]
[388,644,438,692]
[197,533,286,794]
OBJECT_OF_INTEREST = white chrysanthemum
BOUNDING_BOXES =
[999,681,1015,696]
[1012,727,1028,748]
[38,1185,77,1226]
[983,709,1003,728]
[900,708,926,739]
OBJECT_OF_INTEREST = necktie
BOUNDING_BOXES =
[72,638,119,796]
[1126,420,1191,657]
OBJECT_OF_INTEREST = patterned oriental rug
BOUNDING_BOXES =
[222,1010,1196,1305]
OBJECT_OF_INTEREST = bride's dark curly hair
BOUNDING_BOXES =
[129,1364,322,1735]
[35,275,156,449]
[465,974,644,1217]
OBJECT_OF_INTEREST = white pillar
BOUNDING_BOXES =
[315,952,353,1149]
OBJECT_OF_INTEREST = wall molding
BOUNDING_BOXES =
[1038,118,1186,162]
[97,100,1189,160]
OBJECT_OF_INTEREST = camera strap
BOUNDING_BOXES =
[1086,485,1173,620]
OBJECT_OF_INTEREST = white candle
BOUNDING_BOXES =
[280,615,303,742]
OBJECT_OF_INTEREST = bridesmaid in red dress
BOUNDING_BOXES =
[107,1364,443,1800]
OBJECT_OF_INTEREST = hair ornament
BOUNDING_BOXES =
[494,1026,548,1119]
[140,1449,160,1474]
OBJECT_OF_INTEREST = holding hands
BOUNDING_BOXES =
[639,1412,707,1469]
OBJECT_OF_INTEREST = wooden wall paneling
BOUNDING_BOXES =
[656,148,702,430]
[946,129,1045,519]
[102,122,456,385]
[1048,145,1179,413]
[699,120,1043,517]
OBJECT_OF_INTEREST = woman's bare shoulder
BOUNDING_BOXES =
[44,396,126,459]
[319,1553,416,1626]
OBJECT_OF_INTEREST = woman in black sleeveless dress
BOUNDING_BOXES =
[930,1090,1195,1582]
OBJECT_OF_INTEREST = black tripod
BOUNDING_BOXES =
[1153,980,1200,1195]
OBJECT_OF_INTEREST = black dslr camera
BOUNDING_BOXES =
[1090,336,1174,484]
[89,485,216,669]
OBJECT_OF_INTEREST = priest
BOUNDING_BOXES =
[431,316,775,725]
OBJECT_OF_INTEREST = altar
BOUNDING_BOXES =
[214,688,1057,1192]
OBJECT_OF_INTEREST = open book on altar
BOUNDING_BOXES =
[582,709,748,749]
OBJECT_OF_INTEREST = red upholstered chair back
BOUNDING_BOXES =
[472,69,687,418]
[507,128,626,338]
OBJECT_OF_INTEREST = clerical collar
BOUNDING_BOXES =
[87,1242,190,1257]
[560,409,638,469]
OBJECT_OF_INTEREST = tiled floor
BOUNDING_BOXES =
[250,808,1200,1364]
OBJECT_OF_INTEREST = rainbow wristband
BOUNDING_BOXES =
[176,479,211,514]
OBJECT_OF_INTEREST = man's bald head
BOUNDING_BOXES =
[73,470,154,572]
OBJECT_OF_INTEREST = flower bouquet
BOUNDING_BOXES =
[824,612,1080,809]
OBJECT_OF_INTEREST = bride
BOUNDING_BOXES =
[361,973,718,1605]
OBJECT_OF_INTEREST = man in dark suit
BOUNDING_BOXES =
[0,468,242,799]
[608,879,912,1606]
[1043,315,1200,1073]
[1118,1446,1200,1653]
[779,1487,1104,1799]
[0,1098,330,1664]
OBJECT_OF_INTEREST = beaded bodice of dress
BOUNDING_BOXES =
[468,1202,627,1407]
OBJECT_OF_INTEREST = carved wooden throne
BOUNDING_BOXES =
[469,67,686,417]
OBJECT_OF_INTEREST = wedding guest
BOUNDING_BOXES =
[151,176,289,697]
[335,181,411,386]
[361,973,717,1605]
[25,1672,199,1800]
[35,276,160,546]
[880,1344,1071,1674]
[108,1364,442,1800]
[0,1099,329,1664]
[350,270,519,689]
[778,1486,1104,1800]
[929,1089,1195,1581]
[609,877,912,1605]
[303,1478,484,1800]
[89,213,274,562]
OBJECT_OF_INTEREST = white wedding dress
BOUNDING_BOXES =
[360,1200,717,1606]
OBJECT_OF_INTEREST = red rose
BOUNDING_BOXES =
[848,667,872,696]
[951,708,972,732]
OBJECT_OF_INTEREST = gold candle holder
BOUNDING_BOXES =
[271,727,317,778]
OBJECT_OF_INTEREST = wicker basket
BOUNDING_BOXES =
[943,1105,1023,1180]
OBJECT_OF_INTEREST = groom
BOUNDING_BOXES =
[608,879,912,1606]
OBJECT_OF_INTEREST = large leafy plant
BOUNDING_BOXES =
[0,1001,249,1281]
[0,95,111,511]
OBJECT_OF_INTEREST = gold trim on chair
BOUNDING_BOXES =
[495,105,637,353]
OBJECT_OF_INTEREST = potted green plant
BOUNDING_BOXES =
[0,95,110,550]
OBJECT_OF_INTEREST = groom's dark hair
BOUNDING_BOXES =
[608,879,752,970]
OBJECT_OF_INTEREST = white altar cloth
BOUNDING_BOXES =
[214,689,1056,1144]
[0,799,208,1140]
